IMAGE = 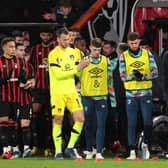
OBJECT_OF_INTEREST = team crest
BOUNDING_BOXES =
[70,55,74,61]
[58,108,62,113]
[88,0,128,42]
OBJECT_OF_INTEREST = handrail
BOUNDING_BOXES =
[0,22,61,27]
[71,0,108,29]
[131,0,141,32]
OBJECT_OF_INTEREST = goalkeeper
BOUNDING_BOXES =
[48,28,89,160]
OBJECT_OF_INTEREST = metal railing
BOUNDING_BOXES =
[0,22,62,27]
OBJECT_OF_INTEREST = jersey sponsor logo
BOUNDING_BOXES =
[39,64,48,69]
[89,67,103,75]
[43,58,48,64]
[8,78,19,82]
[89,67,103,78]
[58,108,62,113]
[130,61,144,68]
[63,63,73,71]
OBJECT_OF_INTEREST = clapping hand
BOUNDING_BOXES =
[77,59,90,72]
[133,69,143,80]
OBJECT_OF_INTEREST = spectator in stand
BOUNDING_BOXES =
[53,0,80,27]
[41,8,56,22]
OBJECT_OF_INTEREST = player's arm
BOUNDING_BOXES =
[119,54,135,81]
[141,51,158,80]
[28,46,36,68]
[49,54,89,80]
[23,63,35,89]
[49,64,78,80]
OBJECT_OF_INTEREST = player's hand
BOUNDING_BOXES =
[7,69,14,80]
[0,69,13,85]
[24,79,35,90]
[42,13,52,20]
[77,59,90,72]
[29,78,35,88]
[133,69,143,80]
[19,68,27,84]
[19,82,25,88]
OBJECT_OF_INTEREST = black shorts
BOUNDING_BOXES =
[0,102,18,120]
[17,104,32,120]
[32,88,50,104]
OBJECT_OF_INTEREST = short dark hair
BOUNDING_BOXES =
[25,46,31,54]
[68,28,80,33]
[1,37,15,47]
[140,39,152,47]
[59,0,72,7]
[56,27,69,37]
[117,43,128,53]
[127,32,139,41]
[74,37,85,45]
[40,26,54,34]
[16,43,24,49]
[90,38,102,48]
[12,30,23,38]
[103,40,117,49]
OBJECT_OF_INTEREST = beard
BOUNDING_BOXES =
[9,53,15,57]
[42,39,52,45]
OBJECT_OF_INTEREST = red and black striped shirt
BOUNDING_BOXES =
[28,43,56,90]
[20,61,34,106]
[0,55,25,103]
